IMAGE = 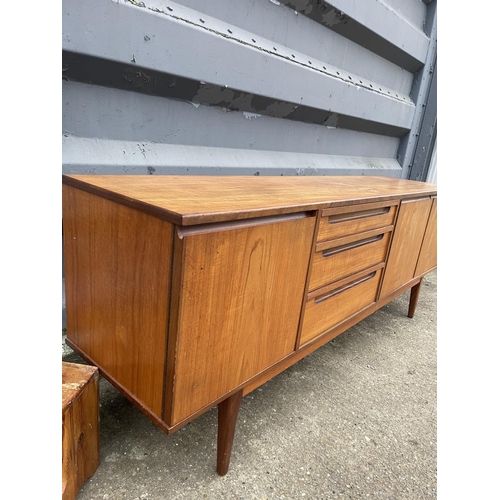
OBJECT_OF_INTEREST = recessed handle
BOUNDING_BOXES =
[322,234,383,258]
[328,207,389,225]
[314,272,376,304]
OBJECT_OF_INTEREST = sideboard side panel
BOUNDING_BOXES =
[62,185,173,418]
[169,216,315,424]
[379,197,432,298]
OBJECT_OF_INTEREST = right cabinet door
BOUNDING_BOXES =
[379,197,433,298]
[414,198,437,276]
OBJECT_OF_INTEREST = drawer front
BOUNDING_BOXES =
[300,268,382,346]
[318,201,397,242]
[309,229,391,291]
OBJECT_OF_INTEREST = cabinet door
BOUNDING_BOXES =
[379,198,432,298]
[415,198,437,276]
[168,214,315,424]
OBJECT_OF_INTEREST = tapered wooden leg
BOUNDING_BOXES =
[217,389,243,476]
[408,280,423,318]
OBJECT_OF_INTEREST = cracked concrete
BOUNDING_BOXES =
[62,270,437,500]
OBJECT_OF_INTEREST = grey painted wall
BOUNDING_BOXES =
[62,0,437,179]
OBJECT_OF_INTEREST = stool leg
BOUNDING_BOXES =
[408,279,423,318]
[217,389,243,476]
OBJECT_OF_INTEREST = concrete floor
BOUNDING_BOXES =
[63,270,437,500]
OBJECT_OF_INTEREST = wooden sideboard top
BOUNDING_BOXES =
[62,175,437,226]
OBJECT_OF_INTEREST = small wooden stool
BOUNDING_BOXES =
[62,362,100,500]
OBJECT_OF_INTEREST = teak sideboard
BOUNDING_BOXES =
[62,175,437,475]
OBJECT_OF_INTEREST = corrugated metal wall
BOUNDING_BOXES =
[62,0,437,179]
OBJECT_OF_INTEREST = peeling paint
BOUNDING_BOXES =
[231,92,255,110]
[287,0,313,15]
[63,50,409,136]
[323,114,340,128]
[63,0,414,140]
[121,0,407,103]
[137,71,151,84]
[193,84,235,107]
[243,112,261,120]
[284,0,348,27]
[321,7,348,27]
[278,2,339,27]
[264,101,296,119]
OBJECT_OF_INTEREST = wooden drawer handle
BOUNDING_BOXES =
[314,272,376,304]
[328,207,390,224]
[322,234,383,258]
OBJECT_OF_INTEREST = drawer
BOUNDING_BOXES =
[300,266,383,346]
[317,201,397,242]
[309,228,391,291]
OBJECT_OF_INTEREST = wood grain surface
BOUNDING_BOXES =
[379,197,433,298]
[300,266,383,345]
[62,362,100,500]
[168,215,315,424]
[309,228,391,291]
[62,362,99,413]
[415,198,437,276]
[63,185,173,418]
[217,390,243,476]
[317,200,397,242]
[62,175,437,226]
[62,175,438,466]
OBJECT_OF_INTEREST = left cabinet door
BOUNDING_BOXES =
[166,214,315,425]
